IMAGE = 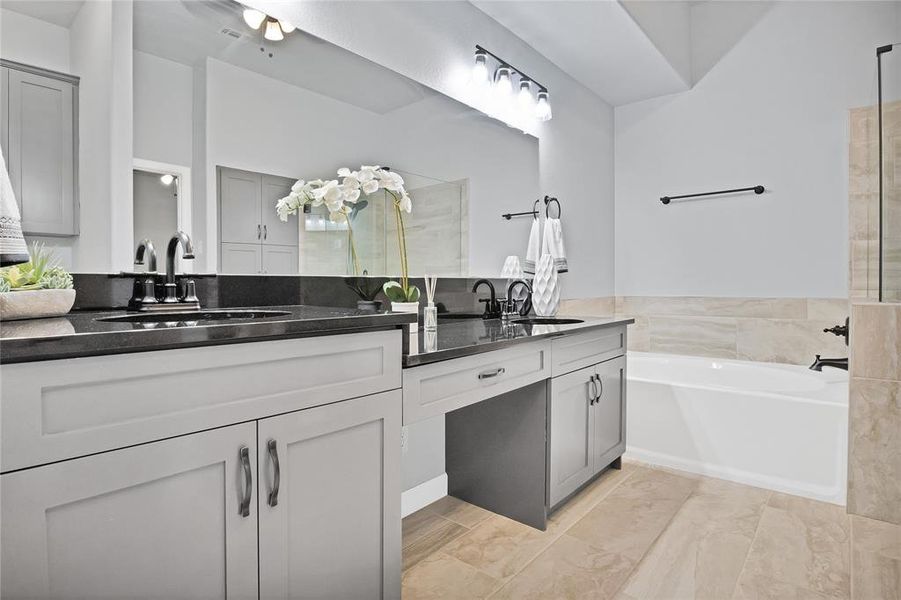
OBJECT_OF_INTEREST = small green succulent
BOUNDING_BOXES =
[0,242,73,292]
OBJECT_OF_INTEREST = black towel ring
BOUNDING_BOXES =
[532,198,540,220]
[545,195,561,219]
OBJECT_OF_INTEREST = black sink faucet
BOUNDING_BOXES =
[164,231,196,304]
[505,279,533,317]
[472,279,501,319]
[809,355,849,371]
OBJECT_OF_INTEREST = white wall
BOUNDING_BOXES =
[0,8,70,73]
[615,1,899,299]
[133,51,193,169]
[203,58,539,277]
[249,0,616,300]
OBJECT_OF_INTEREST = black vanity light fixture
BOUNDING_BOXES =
[242,6,295,41]
[472,45,552,122]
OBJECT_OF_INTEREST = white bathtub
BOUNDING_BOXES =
[625,352,849,504]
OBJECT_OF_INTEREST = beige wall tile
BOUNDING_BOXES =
[847,377,901,525]
[616,296,804,319]
[559,297,615,317]
[850,142,879,195]
[806,298,850,322]
[648,316,737,359]
[625,315,650,352]
[736,318,847,365]
[490,534,635,600]
[851,514,901,600]
[851,302,901,380]
[851,515,901,560]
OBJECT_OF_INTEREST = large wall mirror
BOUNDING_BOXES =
[0,0,540,278]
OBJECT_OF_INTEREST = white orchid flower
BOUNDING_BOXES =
[337,167,352,177]
[276,197,293,222]
[399,192,412,213]
[358,168,377,183]
[361,179,379,194]
[341,175,361,190]
[290,179,306,193]
[343,188,361,204]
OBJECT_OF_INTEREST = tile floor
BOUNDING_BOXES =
[401,462,901,599]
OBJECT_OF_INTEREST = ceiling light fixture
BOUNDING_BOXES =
[263,17,284,41]
[242,7,265,29]
[470,45,552,123]
[241,5,294,42]
[160,174,174,186]
[535,91,552,121]
[472,49,488,84]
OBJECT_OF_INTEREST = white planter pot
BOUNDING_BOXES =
[0,288,75,321]
[532,254,560,317]
[391,301,420,332]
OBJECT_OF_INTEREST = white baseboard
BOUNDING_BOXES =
[402,473,448,517]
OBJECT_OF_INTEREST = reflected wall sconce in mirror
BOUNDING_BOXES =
[242,6,295,41]
[471,45,552,122]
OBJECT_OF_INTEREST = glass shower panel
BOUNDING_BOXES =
[879,44,900,301]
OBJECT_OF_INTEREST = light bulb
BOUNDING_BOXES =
[160,174,174,186]
[242,8,265,29]
[279,20,295,33]
[517,79,533,108]
[494,66,513,96]
[264,18,284,41]
[535,90,552,121]
[472,50,488,84]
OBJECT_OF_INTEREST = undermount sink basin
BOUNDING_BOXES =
[97,310,291,324]
[513,317,584,325]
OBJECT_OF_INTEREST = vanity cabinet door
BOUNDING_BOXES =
[258,390,401,600]
[219,167,262,244]
[221,241,263,274]
[1,423,259,600]
[261,174,298,246]
[593,356,627,471]
[549,365,597,508]
[6,68,77,236]
[262,244,298,274]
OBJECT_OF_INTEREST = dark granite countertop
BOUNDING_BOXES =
[0,305,416,364]
[403,316,634,368]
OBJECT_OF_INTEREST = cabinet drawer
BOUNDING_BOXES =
[1,330,402,472]
[551,326,626,377]
[403,341,551,425]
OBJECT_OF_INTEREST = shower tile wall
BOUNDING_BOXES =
[560,296,848,365]
[848,301,901,526]
[849,100,901,301]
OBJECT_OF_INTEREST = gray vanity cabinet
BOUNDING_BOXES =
[0,423,260,600]
[549,354,627,509]
[218,166,298,274]
[258,392,401,599]
[1,61,79,236]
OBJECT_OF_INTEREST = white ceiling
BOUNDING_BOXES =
[1,0,85,28]
[470,0,691,106]
[133,0,432,115]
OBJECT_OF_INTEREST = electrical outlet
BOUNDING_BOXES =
[401,426,409,453]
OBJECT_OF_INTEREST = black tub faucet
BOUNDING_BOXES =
[809,355,848,371]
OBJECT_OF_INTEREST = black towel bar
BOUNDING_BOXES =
[660,185,765,205]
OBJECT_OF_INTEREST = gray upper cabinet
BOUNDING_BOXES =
[1,423,260,600]
[258,391,401,600]
[219,166,298,274]
[2,61,79,236]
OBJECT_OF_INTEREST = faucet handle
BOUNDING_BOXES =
[182,280,199,304]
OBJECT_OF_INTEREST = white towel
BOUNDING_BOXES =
[541,218,568,273]
[0,147,29,267]
[523,218,540,274]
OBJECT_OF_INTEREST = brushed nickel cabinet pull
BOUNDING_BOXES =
[267,439,280,507]
[478,367,506,380]
[239,446,252,517]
